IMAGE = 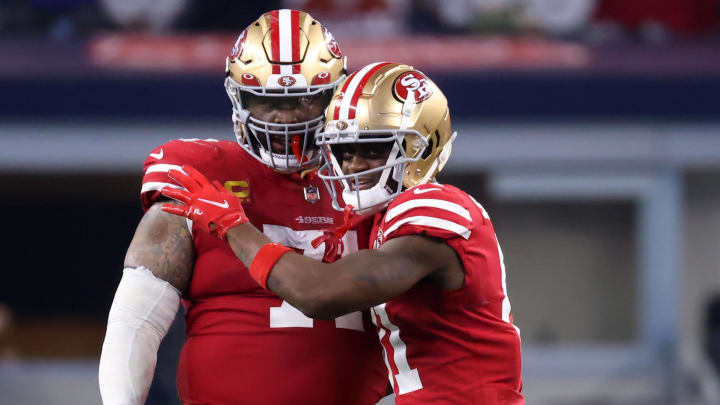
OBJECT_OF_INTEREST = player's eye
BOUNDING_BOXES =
[246,94,271,108]
[361,143,393,159]
[335,145,355,161]
[342,149,355,160]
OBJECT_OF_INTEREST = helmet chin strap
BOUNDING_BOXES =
[399,89,416,131]
[342,187,392,215]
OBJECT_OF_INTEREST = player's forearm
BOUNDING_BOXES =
[225,222,274,267]
[225,223,407,318]
[225,223,338,315]
[270,249,404,318]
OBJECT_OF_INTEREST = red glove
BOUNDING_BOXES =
[160,165,248,239]
[311,205,366,263]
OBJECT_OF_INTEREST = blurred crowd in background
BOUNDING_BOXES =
[1,0,719,41]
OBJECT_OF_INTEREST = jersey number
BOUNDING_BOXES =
[371,303,423,395]
[263,225,363,331]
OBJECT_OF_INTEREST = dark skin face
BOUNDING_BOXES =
[337,142,394,190]
[246,92,331,153]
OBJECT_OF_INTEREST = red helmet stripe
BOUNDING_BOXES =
[348,62,390,119]
[334,62,391,120]
[269,10,280,74]
[333,70,359,120]
[291,10,301,74]
[292,10,300,62]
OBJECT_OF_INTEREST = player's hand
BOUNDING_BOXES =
[160,165,248,239]
[311,205,364,263]
[311,231,344,263]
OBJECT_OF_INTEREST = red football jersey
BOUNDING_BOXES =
[368,184,524,405]
[141,139,387,405]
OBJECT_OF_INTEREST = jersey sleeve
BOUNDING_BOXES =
[140,139,216,212]
[381,185,479,243]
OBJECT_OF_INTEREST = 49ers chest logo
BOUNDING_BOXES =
[278,76,296,87]
[393,71,433,103]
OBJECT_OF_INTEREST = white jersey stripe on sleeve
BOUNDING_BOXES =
[144,164,186,175]
[384,216,471,240]
[469,195,491,220]
[279,9,292,63]
[496,234,520,336]
[385,198,471,222]
[140,182,183,194]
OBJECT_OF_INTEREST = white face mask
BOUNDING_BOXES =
[316,125,429,213]
[224,75,344,172]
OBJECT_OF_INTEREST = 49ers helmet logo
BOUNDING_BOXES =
[393,71,433,103]
[278,76,296,87]
[229,29,247,60]
[322,27,342,58]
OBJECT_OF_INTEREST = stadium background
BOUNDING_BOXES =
[1,0,720,404]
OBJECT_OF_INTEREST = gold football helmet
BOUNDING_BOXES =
[225,9,346,171]
[316,62,457,213]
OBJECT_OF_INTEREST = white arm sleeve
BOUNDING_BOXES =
[98,267,180,405]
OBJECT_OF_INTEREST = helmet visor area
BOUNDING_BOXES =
[244,90,332,150]
[317,128,428,180]
[243,91,333,115]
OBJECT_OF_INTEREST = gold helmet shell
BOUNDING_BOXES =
[317,62,456,212]
[224,9,347,171]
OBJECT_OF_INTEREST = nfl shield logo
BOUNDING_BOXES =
[304,186,320,203]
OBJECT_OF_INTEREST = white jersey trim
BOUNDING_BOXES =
[140,182,182,194]
[144,164,185,175]
[385,198,471,222]
[384,215,471,240]
[469,195,491,220]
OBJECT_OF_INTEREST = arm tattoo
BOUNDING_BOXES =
[124,202,195,294]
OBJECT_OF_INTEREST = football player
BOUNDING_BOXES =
[98,10,387,405]
[161,63,525,404]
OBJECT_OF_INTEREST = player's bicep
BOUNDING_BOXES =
[368,234,451,288]
[124,202,194,294]
[329,235,449,309]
